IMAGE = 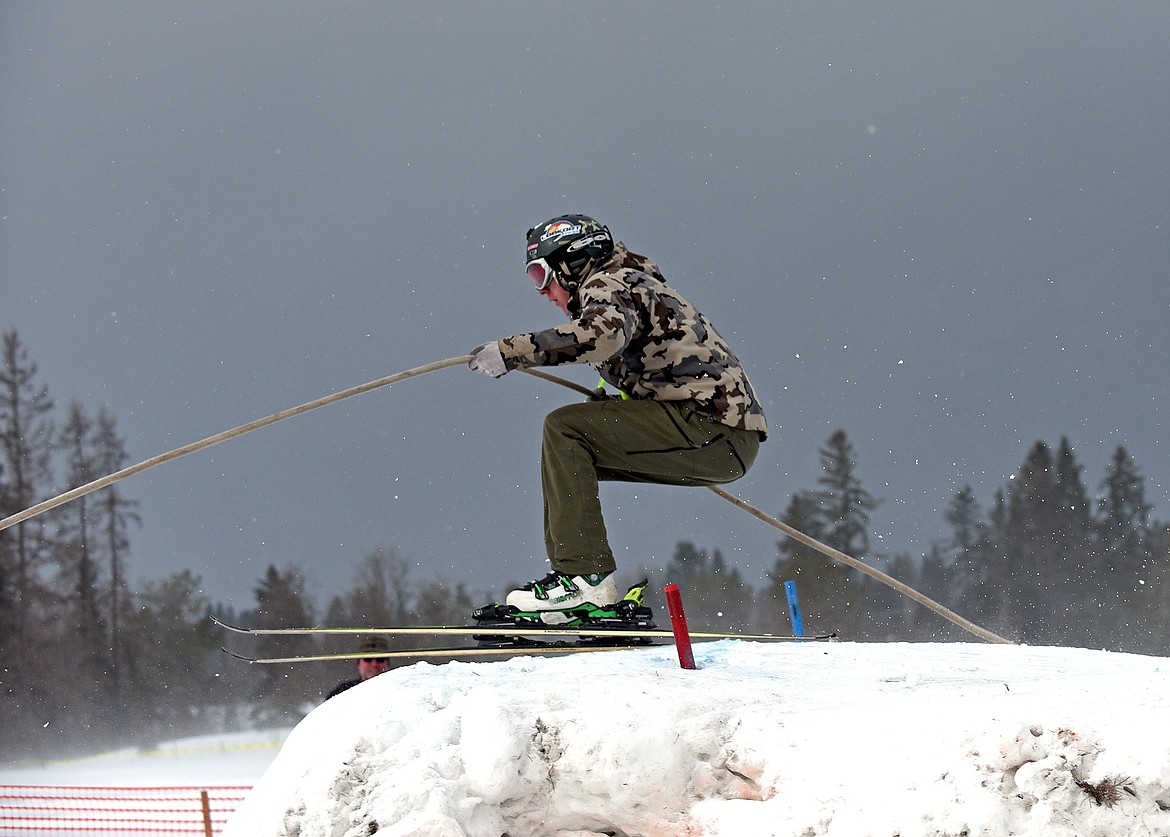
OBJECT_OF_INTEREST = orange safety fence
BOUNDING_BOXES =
[0,785,251,836]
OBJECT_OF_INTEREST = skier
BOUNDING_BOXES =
[469,214,768,622]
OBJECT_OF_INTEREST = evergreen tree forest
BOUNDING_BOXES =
[0,330,478,761]
[3,328,1168,761]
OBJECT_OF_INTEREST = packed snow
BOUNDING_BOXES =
[5,640,1167,836]
[216,639,1170,837]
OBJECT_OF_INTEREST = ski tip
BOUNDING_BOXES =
[219,646,256,664]
[210,614,242,632]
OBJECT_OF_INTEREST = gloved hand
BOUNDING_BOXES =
[468,342,508,378]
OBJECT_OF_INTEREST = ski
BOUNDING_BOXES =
[210,614,831,643]
[222,640,659,665]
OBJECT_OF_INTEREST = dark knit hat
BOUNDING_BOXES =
[358,636,390,654]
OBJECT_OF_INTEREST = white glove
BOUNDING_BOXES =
[468,342,508,378]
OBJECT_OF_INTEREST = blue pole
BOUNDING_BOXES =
[784,580,806,638]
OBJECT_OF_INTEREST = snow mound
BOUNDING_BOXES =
[225,640,1170,837]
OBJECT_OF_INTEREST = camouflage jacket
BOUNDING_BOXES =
[498,243,768,438]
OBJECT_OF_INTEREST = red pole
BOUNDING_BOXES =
[201,789,213,837]
[664,583,696,670]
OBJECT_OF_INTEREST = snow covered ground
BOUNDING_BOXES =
[225,640,1170,837]
[5,640,1169,836]
[0,727,288,786]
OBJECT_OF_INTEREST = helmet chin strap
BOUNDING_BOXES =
[552,257,600,320]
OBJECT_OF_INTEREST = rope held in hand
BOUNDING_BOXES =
[0,355,471,534]
[0,354,1011,644]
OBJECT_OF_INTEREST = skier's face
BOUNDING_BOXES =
[535,275,572,316]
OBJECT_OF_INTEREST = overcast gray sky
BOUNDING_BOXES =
[3,3,1168,613]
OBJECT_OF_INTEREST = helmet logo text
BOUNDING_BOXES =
[566,231,611,253]
[541,221,582,242]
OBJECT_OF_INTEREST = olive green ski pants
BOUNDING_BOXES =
[541,399,761,575]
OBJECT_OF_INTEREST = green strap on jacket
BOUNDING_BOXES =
[597,378,631,400]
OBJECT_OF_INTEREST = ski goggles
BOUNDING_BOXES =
[526,258,558,291]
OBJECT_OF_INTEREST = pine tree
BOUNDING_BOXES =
[975,487,1017,636]
[90,406,140,702]
[766,489,860,635]
[333,547,414,627]
[664,541,754,630]
[123,570,222,743]
[906,544,970,640]
[325,547,438,656]
[0,329,57,738]
[766,430,879,636]
[1095,446,1158,650]
[250,564,319,723]
[664,540,708,587]
[778,490,825,562]
[45,401,116,746]
[54,403,105,668]
[944,485,984,560]
[0,460,14,650]
[1001,441,1064,642]
[1097,446,1152,556]
[1146,526,1170,652]
[1051,438,1096,644]
[702,550,755,630]
[414,577,477,627]
[815,429,879,558]
[939,485,987,613]
[978,440,1100,645]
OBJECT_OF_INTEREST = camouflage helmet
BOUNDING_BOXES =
[525,214,614,280]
